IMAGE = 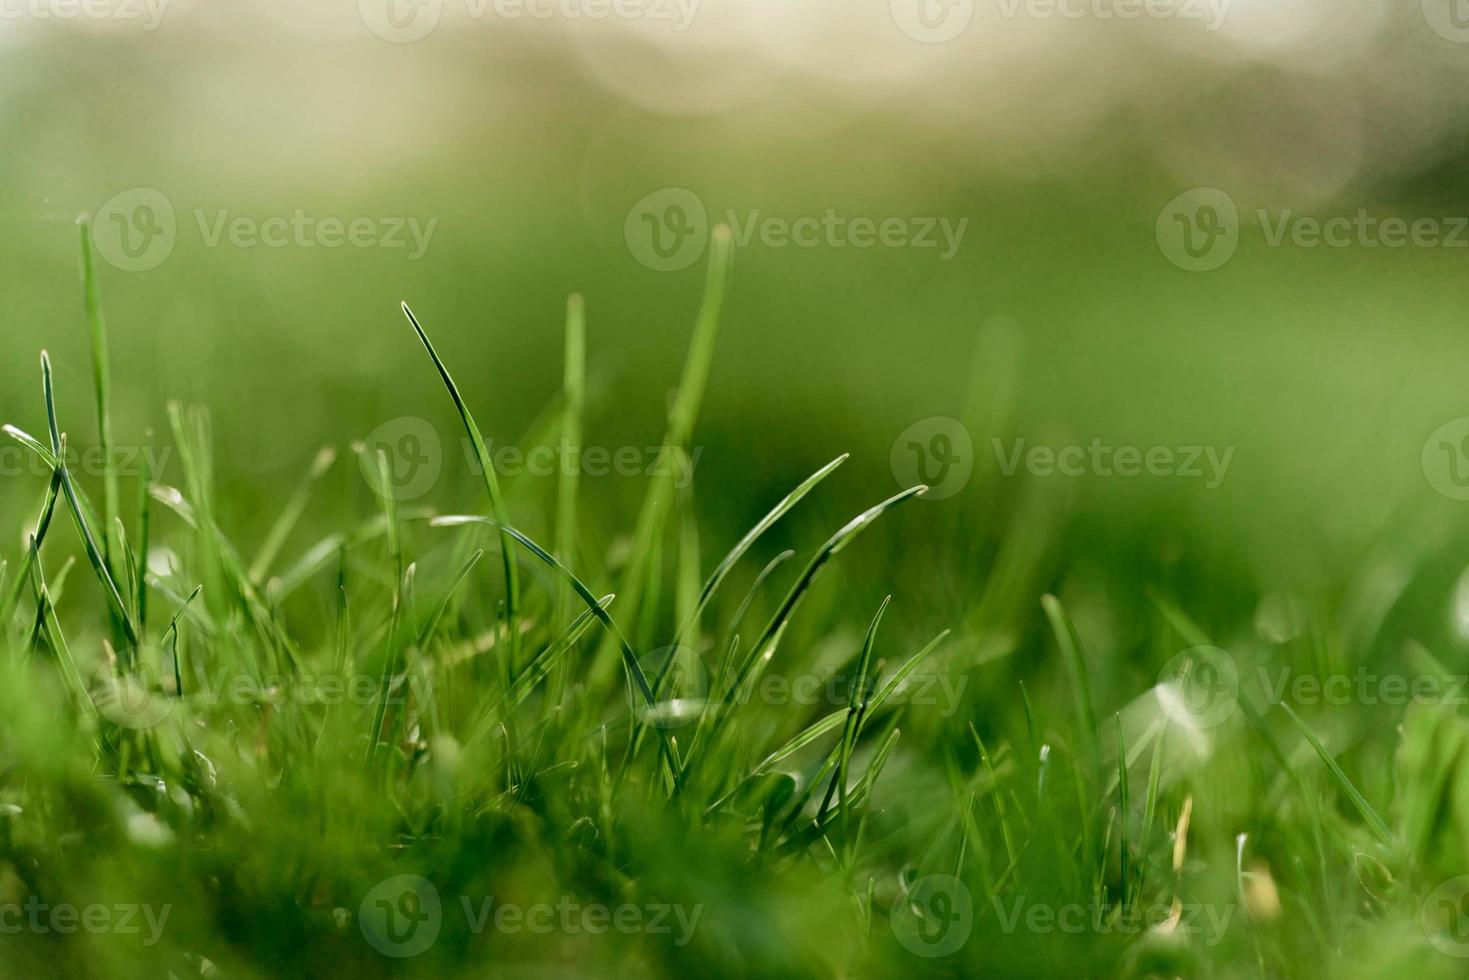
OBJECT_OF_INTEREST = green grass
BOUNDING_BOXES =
[3,234,1469,980]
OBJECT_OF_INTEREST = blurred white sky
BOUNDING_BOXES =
[2,0,1467,208]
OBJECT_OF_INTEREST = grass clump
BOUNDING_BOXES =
[1,226,1468,980]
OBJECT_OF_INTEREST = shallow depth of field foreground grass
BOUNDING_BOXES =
[4,225,1469,980]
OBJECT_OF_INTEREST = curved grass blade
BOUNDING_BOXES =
[1,466,62,626]
[680,485,928,786]
[417,549,484,650]
[431,515,679,778]
[818,596,891,827]
[400,301,520,672]
[41,354,139,649]
[729,485,928,711]
[672,453,848,650]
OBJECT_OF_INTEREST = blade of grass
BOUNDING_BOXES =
[249,446,337,584]
[400,301,521,677]
[591,227,733,687]
[673,453,848,651]
[1278,701,1393,845]
[41,355,139,650]
[78,217,122,578]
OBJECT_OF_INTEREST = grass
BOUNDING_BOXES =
[2,231,1469,980]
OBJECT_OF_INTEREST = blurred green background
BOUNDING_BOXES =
[5,0,1469,636]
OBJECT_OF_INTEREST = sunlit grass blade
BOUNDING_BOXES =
[78,217,122,578]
